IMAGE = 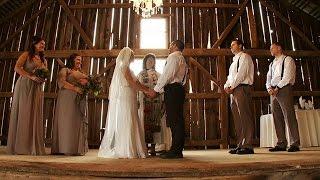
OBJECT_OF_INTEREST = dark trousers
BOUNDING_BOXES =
[230,85,255,148]
[164,83,185,154]
[271,85,300,147]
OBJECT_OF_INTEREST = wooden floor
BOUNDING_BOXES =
[0,146,320,179]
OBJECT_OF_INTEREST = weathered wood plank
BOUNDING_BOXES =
[0,0,53,50]
[260,0,318,50]
[247,1,259,48]
[0,0,37,25]
[217,56,228,148]
[2,49,320,59]
[212,0,248,48]
[69,2,240,9]
[57,0,94,49]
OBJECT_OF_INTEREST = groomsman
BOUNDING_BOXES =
[224,39,255,155]
[147,40,187,159]
[266,42,300,152]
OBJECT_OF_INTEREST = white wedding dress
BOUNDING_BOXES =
[98,47,147,158]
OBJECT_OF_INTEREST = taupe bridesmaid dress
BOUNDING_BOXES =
[7,54,46,155]
[51,68,88,155]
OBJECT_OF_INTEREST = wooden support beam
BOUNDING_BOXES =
[212,0,249,48]
[69,2,240,9]
[260,0,319,50]
[1,91,320,99]
[252,90,320,97]
[1,49,320,59]
[217,56,228,149]
[0,0,53,50]
[186,93,221,99]
[0,0,10,7]
[57,0,94,49]
[0,0,37,25]
[247,1,259,48]
[189,57,221,87]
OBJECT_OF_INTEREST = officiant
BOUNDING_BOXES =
[137,53,171,156]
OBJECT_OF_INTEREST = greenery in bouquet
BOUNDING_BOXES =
[34,68,50,79]
[78,75,102,99]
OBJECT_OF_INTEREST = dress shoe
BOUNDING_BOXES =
[228,147,240,154]
[236,148,254,155]
[287,145,300,152]
[269,146,287,152]
[159,151,168,156]
[160,152,183,159]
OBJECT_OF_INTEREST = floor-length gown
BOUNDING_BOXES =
[7,54,46,155]
[51,68,88,155]
[98,47,147,159]
[137,69,171,152]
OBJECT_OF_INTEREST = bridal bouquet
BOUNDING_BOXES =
[34,68,50,79]
[78,75,102,98]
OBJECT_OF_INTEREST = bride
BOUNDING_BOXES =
[98,47,149,158]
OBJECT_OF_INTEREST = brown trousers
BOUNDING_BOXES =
[271,85,300,147]
[230,85,255,148]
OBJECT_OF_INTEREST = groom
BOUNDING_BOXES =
[147,40,187,159]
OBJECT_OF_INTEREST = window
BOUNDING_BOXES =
[130,18,168,75]
[140,18,168,49]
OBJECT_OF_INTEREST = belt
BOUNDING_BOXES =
[239,84,252,87]
[271,84,290,89]
[164,82,183,90]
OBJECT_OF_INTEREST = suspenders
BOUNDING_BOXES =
[165,55,188,85]
[236,54,242,73]
[270,56,287,80]
[181,60,188,84]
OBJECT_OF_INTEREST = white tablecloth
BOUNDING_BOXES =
[260,109,320,147]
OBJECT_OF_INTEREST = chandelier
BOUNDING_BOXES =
[130,0,163,18]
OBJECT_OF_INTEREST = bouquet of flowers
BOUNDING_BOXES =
[34,68,50,79]
[78,75,102,98]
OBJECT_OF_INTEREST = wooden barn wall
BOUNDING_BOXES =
[0,0,319,148]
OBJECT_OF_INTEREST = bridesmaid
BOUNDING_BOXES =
[7,35,47,155]
[51,53,89,156]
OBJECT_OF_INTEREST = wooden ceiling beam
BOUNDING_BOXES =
[57,0,94,49]
[0,0,53,50]
[260,0,319,50]
[1,49,320,59]
[69,2,240,9]
[0,0,10,7]
[212,0,249,48]
[0,0,37,25]
[189,57,220,87]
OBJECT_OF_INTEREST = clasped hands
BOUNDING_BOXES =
[144,88,158,98]
[267,87,279,96]
[224,87,233,94]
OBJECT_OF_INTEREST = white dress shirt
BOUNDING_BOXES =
[154,51,187,93]
[224,51,254,89]
[266,54,296,89]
